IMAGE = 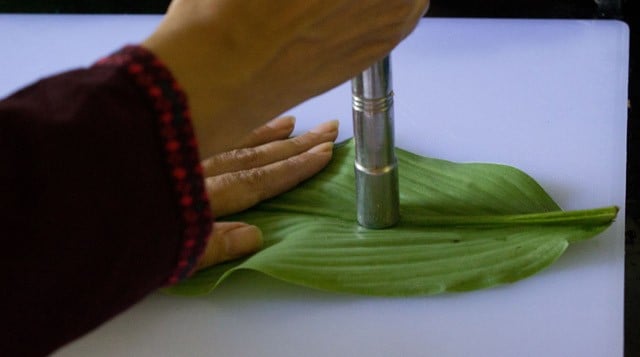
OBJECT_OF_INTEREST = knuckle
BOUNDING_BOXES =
[285,153,306,168]
[289,135,310,148]
[244,167,268,186]
[234,147,261,166]
[240,167,269,202]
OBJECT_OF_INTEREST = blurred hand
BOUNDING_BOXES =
[143,0,429,157]
[195,116,339,269]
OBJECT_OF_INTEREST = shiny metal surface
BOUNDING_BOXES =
[351,56,400,228]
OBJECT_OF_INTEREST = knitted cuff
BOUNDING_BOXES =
[94,45,212,285]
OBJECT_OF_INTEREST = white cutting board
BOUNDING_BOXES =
[0,15,628,357]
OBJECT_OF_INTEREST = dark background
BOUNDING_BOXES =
[1,1,637,356]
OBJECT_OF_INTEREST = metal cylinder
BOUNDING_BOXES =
[351,56,400,229]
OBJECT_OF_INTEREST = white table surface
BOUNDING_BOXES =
[0,15,629,357]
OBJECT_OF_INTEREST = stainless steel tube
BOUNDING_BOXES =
[351,56,400,229]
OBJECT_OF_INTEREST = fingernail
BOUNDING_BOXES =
[309,120,339,134]
[224,225,263,258]
[266,116,295,130]
[308,141,334,154]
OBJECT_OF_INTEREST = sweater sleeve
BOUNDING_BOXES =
[0,46,212,356]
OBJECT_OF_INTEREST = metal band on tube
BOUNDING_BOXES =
[351,56,400,229]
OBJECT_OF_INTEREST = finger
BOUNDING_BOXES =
[233,116,296,149]
[202,120,338,177]
[195,222,263,270]
[207,141,334,217]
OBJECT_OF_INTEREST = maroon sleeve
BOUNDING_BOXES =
[0,46,212,356]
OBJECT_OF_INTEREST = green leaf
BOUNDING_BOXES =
[165,139,618,297]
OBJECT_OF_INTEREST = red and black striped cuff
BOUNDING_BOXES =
[94,45,212,285]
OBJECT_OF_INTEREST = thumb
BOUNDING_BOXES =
[196,222,263,270]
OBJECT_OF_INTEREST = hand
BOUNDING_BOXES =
[143,0,430,157]
[195,116,339,269]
